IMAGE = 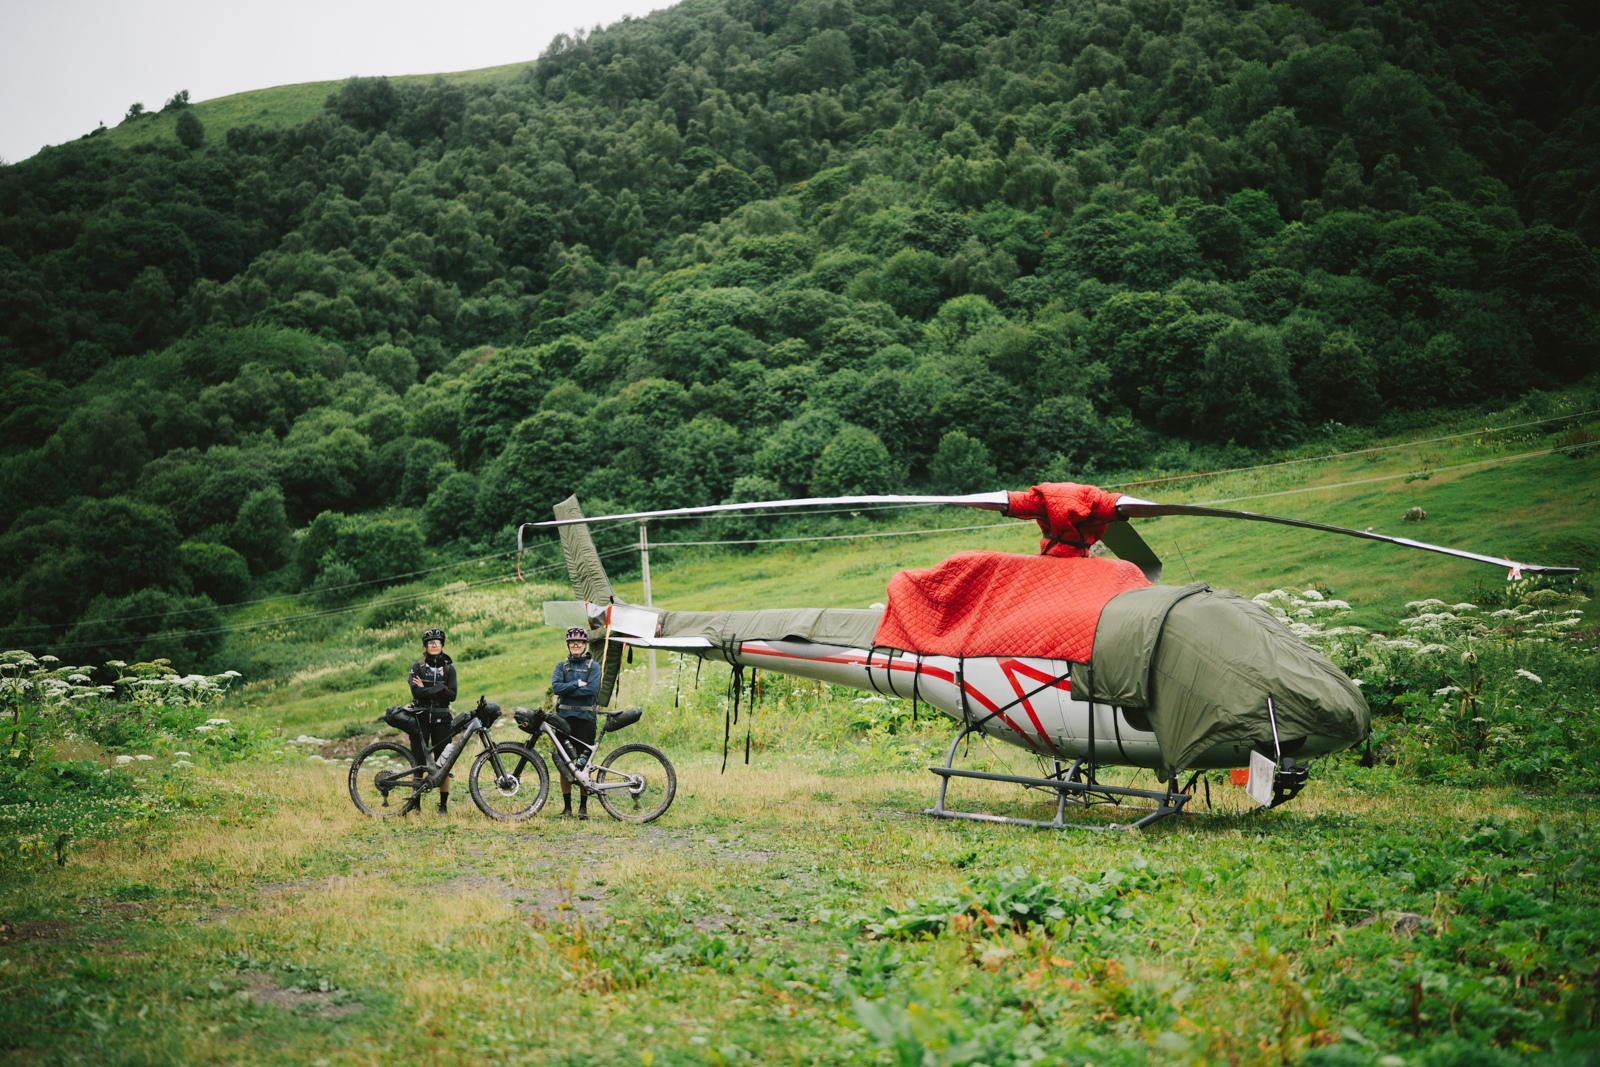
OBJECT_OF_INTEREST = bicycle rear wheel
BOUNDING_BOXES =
[349,741,427,817]
[593,743,676,823]
[468,743,549,821]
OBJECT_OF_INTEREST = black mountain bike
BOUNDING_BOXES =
[349,696,550,821]
[515,706,676,823]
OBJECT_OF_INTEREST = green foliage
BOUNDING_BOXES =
[3,0,1599,653]
[174,109,204,151]
[177,542,250,604]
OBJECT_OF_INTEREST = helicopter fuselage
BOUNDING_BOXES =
[671,637,1354,771]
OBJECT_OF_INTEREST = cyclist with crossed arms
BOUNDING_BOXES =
[550,626,601,818]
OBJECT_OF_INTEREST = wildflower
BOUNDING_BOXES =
[135,754,154,761]
[1515,669,1542,684]
[115,755,134,764]
[1434,686,1462,697]
[193,725,213,733]
[173,760,195,768]
[205,718,230,725]
[174,751,191,757]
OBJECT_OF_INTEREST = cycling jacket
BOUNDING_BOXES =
[409,652,457,708]
[551,653,600,721]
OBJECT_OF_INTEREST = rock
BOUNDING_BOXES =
[1403,507,1427,522]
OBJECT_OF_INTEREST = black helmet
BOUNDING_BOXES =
[422,628,446,645]
[565,627,589,643]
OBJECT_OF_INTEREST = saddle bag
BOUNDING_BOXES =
[383,705,420,737]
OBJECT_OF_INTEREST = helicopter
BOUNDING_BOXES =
[527,484,1577,832]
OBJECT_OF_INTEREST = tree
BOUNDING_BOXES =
[231,486,292,574]
[1192,322,1300,445]
[74,498,184,601]
[424,472,480,542]
[402,439,454,506]
[162,90,191,111]
[810,426,895,495]
[802,29,856,90]
[1300,332,1381,422]
[928,430,996,493]
[176,109,205,151]
[179,541,251,603]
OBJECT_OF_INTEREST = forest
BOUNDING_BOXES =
[0,0,1597,670]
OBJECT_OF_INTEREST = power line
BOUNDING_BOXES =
[34,546,613,656]
[1190,439,1599,508]
[1101,408,1599,491]
[0,546,550,636]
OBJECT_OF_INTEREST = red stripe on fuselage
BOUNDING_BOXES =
[737,641,1049,754]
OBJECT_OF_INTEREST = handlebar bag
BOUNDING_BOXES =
[477,701,502,728]
[604,706,643,733]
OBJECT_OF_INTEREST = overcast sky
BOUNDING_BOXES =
[1,0,653,164]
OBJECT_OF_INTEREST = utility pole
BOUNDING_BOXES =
[640,521,657,687]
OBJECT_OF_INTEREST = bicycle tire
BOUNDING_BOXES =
[593,742,676,823]
[349,741,428,818]
[468,742,550,821]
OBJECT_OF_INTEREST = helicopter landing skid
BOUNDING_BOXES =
[923,729,1190,832]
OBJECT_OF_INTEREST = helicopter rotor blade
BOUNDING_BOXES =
[527,492,1011,529]
[1113,500,1579,576]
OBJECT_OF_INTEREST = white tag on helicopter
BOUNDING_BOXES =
[1246,750,1276,808]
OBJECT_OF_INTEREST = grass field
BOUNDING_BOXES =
[86,60,532,155]
[2,394,1597,1065]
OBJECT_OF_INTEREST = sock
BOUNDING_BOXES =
[438,794,448,813]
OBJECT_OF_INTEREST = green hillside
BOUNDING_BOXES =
[2,0,1599,672]
[95,62,534,155]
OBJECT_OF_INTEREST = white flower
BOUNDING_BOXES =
[1452,604,1478,613]
[193,725,213,733]
[1417,644,1450,655]
[115,755,134,765]
[1384,639,1421,650]
[1352,679,1365,687]
[205,718,230,725]
[1301,589,1324,601]
[174,751,190,757]
[134,754,154,761]
[1434,686,1462,696]
[1515,669,1542,684]
[173,760,195,768]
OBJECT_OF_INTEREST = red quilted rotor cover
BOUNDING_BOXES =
[1007,482,1124,558]
[873,551,1152,662]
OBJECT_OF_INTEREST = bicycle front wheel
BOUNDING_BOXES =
[593,743,676,823]
[468,743,549,821]
[349,741,427,818]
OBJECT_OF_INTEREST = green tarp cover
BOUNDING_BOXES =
[1070,582,1209,705]
[659,608,883,652]
[1079,585,1369,773]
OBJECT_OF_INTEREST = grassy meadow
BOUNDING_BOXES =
[2,396,1598,1066]
[91,61,531,155]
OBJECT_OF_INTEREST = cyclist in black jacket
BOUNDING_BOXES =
[408,627,457,814]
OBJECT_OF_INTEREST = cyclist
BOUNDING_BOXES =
[551,626,600,818]
[408,627,457,814]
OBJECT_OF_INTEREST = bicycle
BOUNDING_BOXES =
[349,696,551,821]
[514,706,676,823]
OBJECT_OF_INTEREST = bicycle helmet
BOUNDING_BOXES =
[422,628,446,645]
[565,627,589,642]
